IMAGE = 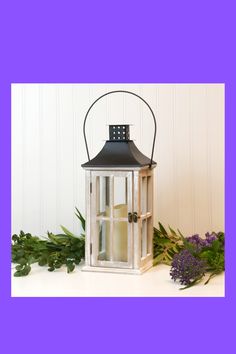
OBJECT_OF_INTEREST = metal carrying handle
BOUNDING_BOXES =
[83,90,157,167]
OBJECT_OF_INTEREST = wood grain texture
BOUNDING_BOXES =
[11,84,225,237]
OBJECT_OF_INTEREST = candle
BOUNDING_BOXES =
[105,204,128,262]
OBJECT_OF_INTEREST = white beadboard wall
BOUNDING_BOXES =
[11,84,224,237]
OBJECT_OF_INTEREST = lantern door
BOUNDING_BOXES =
[90,171,133,269]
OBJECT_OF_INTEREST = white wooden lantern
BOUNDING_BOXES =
[82,91,157,274]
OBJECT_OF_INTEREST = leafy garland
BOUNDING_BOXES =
[12,208,85,276]
[12,208,224,289]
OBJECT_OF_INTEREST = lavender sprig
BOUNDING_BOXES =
[170,249,207,288]
[186,232,218,252]
[170,232,224,289]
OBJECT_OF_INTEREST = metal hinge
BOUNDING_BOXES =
[90,182,92,193]
[90,243,92,254]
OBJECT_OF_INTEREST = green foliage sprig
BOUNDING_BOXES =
[12,211,85,276]
[153,223,184,266]
[197,232,225,284]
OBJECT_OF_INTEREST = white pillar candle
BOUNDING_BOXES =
[105,204,128,262]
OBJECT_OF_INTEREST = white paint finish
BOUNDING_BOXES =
[11,85,23,232]
[56,85,75,233]
[191,85,210,235]
[157,85,177,227]
[11,263,225,297]
[206,85,225,231]
[18,85,41,234]
[11,84,224,237]
[121,84,142,148]
[174,85,194,234]
[141,85,157,159]
[71,85,90,234]
[40,85,57,233]
[89,85,108,157]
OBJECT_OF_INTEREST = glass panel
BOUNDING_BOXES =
[97,220,111,261]
[96,176,110,217]
[114,176,128,212]
[147,176,152,213]
[113,221,128,262]
[94,172,131,266]
[147,217,152,255]
[141,219,147,257]
[141,177,147,215]
[97,220,128,263]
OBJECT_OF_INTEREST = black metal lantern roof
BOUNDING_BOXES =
[82,125,156,168]
[81,90,158,169]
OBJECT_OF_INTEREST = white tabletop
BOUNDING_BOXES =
[11,263,224,297]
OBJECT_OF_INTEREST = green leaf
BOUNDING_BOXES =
[158,222,168,236]
[177,229,185,239]
[18,257,27,265]
[153,254,165,265]
[60,225,76,237]
[66,262,75,273]
[75,208,86,231]
[12,234,19,242]
[168,226,177,236]
[172,245,179,253]
[15,265,23,271]
[22,265,31,275]
[54,262,62,269]
[153,222,184,267]
[204,272,217,285]
[14,264,31,277]
[14,271,25,277]
[38,257,48,266]
[48,267,55,272]
[180,277,203,290]
[211,239,220,252]
[16,250,25,258]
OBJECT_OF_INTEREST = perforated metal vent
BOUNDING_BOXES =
[109,125,130,141]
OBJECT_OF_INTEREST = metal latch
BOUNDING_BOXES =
[128,212,139,223]
[128,212,133,223]
[133,212,138,223]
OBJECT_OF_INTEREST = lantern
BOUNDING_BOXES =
[81,90,157,274]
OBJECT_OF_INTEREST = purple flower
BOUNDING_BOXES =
[204,232,218,247]
[186,234,204,251]
[186,232,218,251]
[170,249,206,285]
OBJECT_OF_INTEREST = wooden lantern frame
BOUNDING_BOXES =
[82,166,154,274]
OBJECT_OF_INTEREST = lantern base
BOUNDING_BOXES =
[81,260,153,275]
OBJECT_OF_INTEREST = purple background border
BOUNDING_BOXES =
[0,1,234,353]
